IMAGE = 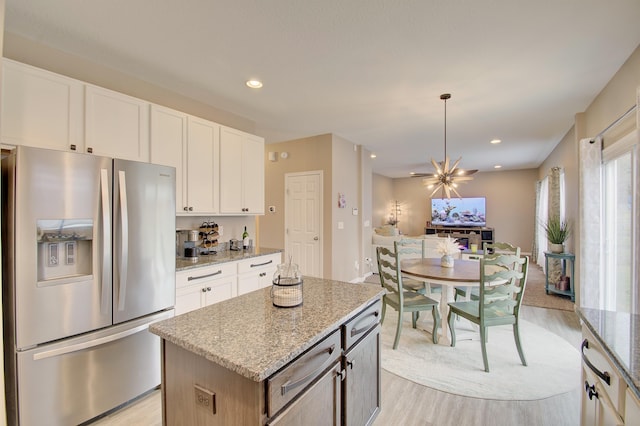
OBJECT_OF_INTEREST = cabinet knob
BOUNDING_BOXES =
[87,147,93,154]
[207,287,212,291]
[70,144,77,151]
[183,207,189,211]
[201,288,207,293]
[189,207,193,211]
[584,381,598,400]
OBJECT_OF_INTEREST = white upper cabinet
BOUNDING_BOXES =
[150,106,220,215]
[219,126,265,214]
[150,105,187,214]
[1,59,83,152]
[185,116,220,214]
[85,85,150,162]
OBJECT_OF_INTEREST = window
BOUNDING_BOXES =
[602,133,638,313]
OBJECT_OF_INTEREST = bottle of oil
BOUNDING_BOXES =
[242,226,249,250]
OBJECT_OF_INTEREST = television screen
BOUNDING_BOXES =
[431,197,486,227]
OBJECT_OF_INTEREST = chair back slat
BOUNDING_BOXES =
[395,238,426,258]
[480,254,528,315]
[376,246,404,302]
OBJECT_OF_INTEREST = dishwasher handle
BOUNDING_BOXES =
[581,339,611,386]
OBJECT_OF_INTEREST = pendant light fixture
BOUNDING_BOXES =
[420,93,475,199]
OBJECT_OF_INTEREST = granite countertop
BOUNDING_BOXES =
[150,277,384,382]
[577,307,640,399]
[176,247,282,271]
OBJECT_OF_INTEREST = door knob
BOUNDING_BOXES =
[314,236,319,241]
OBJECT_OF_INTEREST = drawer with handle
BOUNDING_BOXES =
[581,325,626,414]
[237,253,281,274]
[267,329,342,417]
[343,300,382,350]
[176,263,236,289]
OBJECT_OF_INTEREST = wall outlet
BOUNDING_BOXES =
[194,385,216,415]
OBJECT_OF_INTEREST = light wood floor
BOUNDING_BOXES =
[90,305,582,426]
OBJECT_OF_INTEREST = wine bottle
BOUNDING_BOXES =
[242,226,249,250]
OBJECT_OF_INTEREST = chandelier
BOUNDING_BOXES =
[420,93,475,199]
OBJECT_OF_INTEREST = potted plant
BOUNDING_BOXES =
[543,216,570,253]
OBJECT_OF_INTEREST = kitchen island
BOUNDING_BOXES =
[150,277,384,425]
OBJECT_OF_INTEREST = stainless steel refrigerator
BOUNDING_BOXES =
[1,146,176,425]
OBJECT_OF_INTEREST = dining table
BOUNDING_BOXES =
[400,257,492,344]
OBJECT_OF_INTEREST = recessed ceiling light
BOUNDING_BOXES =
[370,153,377,158]
[494,164,502,169]
[246,79,263,89]
[490,139,502,144]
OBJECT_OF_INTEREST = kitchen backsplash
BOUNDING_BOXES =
[175,216,256,248]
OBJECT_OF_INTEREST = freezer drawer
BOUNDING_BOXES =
[11,310,172,426]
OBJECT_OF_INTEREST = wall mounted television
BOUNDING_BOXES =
[431,197,486,227]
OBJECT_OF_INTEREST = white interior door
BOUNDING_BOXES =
[285,171,323,278]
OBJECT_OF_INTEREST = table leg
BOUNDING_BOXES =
[439,286,453,345]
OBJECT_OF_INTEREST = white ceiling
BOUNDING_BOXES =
[5,1,640,177]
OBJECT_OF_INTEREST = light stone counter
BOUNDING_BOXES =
[176,247,282,271]
[150,277,383,382]
[577,307,640,399]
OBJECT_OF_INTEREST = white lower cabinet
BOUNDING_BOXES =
[237,253,281,296]
[626,389,640,426]
[581,325,628,426]
[175,253,282,315]
[175,263,237,315]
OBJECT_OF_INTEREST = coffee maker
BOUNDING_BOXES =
[176,229,199,260]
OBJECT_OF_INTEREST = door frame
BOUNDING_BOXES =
[284,170,323,278]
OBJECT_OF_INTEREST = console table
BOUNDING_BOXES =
[544,251,575,302]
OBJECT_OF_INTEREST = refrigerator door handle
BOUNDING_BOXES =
[100,169,111,314]
[118,170,129,311]
[32,322,149,361]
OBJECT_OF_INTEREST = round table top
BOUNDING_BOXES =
[400,258,482,283]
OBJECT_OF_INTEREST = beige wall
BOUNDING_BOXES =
[331,135,361,282]
[260,134,333,277]
[3,33,255,133]
[380,170,538,252]
[538,43,640,306]
[372,173,394,228]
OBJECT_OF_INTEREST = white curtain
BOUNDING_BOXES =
[579,137,603,309]
[535,176,549,268]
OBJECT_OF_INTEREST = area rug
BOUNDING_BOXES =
[521,264,574,312]
[380,314,580,401]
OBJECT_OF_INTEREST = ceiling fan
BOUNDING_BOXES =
[410,93,477,198]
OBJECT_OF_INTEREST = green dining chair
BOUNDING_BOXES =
[454,242,521,301]
[395,238,441,297]
[447,253,529,372]
[377,246,440,349]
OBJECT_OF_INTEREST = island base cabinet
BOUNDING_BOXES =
[343,326,381,426]
[268,362,342,426]
[162,340,265,425]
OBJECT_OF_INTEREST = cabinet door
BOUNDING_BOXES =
[626,388,640,426]
[343,326,381,426]
[219,126,244,213]
[185,116,219,214]
[85,85,149,161]
[243,134,265,214]
[219,126,265,214]
[1,59,83,151]
[268,361,341,426]
[203,276,237,307]
[175,284,205,316]
[150,105,187,214]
